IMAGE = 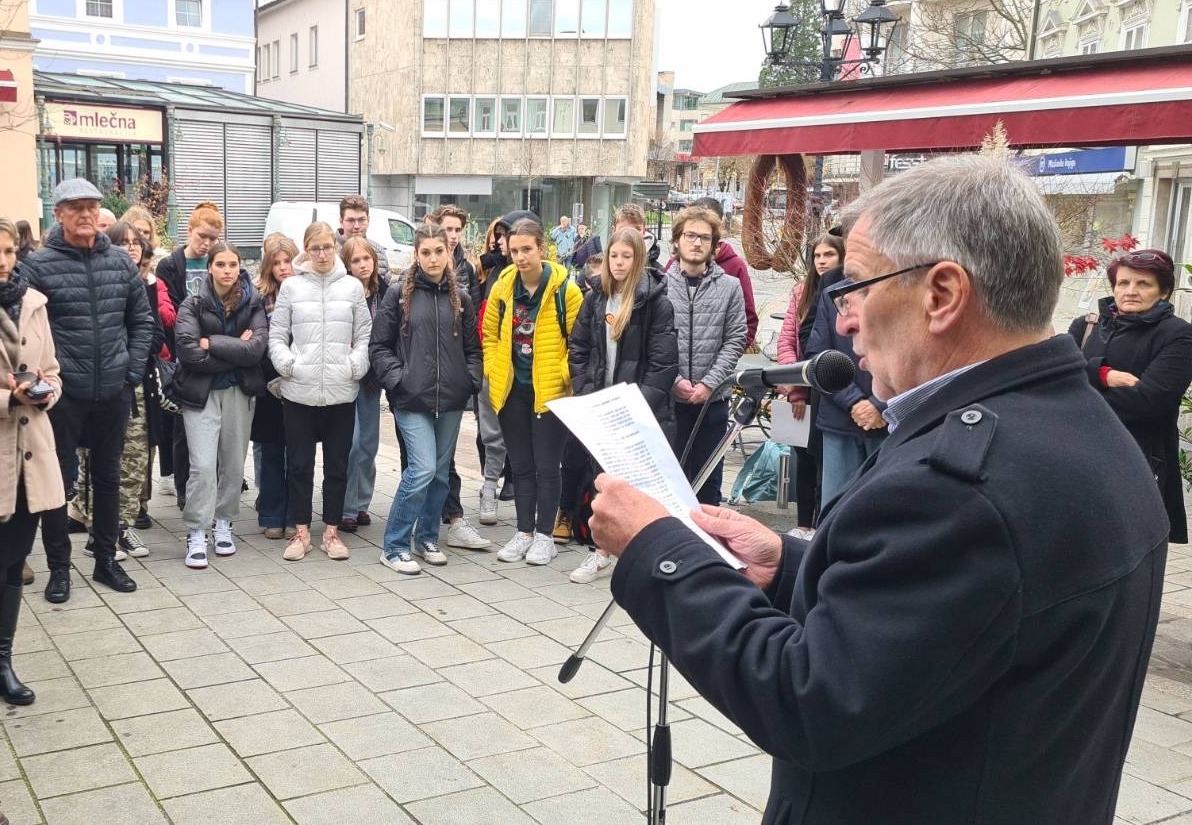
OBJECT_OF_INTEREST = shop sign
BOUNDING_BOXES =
[45,102,164,143]
[1029,147,1129,176]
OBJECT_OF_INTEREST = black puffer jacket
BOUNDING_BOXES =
[368,269,481,415]
[570,270,679,441]
[172,270,267,410]
[23,225,154,402]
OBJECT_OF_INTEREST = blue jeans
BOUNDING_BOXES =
[820,430,886,507]
[344,384,381,516]
[254,441,290,528]
[382,410,463,557]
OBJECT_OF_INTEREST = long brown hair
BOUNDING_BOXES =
[601,228,645,341]
[207,241,243,316]
[798,233,845,326]
[402,223,461,338]
[257,233,299,300]
[341,236,381,298]
[477,217,505,285]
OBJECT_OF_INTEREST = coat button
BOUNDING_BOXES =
[18,417,28,425]
[960,409,983,425]
[23,452,31,460]
[17,364,26,372]
[20,338,25,346]
[659,560,678,574]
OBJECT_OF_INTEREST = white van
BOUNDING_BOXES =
[262,201,416,272]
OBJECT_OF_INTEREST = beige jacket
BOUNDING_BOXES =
[0,287,64,518]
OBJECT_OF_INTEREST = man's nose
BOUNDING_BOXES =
[835,310,858,337]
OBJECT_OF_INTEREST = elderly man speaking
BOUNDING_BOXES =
[590,155,1166,825]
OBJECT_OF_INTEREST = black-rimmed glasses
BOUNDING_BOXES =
[825,263,941,315]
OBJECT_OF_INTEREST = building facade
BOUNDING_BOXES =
[0,1,40,228]
[29,0,254,92]
[351,0,655,234]
[254,0,348,113]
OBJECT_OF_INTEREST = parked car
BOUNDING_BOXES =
[263,201,416,271]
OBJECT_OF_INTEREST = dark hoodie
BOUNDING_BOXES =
[479,209,540,285]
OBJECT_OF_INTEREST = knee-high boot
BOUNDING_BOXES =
[0,584,35,706]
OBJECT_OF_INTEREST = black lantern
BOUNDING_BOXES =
[853,0,900,60]
[760,3,800,64]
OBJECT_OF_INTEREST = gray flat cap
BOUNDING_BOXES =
[52,178,103,206]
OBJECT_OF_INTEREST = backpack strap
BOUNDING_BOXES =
[555,281,568,342]
[1079,312,1099,349]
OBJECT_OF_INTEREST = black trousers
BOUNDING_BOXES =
[498,383,565,535]
[0,482,40,582]
[283,400,355,527]
[172,412,189,498]
[674,398,730,506]
[43,389,130,567]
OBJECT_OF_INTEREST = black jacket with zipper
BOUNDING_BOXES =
[368,268,482,415]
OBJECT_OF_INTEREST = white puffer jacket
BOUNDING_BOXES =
[268,255,372,407]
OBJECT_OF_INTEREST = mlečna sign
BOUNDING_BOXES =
[1029,147,1129,176]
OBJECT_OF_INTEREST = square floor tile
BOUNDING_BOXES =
[224,631,317,665]
[71,651,164,688]
[254,655,351,692]
[135,742,253,798]
[469,745,596,804]
[91,677,190,721]
[4,706,112,757]
[215,709,326,757]
[24,742,136,798]
[360,746,485,804]
[112,708,220,757]
[162,652,257,689]
[283,783,415,825]
[188,679,289,722]
[162,783,292,825]
[38,781,168,825]
[246,742,367,800]
[318,711,432,761]
[422,711,537,761]
[285,681,388,724]
[404,786,537,825]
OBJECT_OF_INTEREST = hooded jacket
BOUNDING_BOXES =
[22,225,155,402]
[369,268,482,415]
[267,254,372,407]
[665,240,758,347]
[665,259,747,403]
[172,270,268,410]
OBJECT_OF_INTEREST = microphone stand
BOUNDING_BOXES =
[558,380,769,825]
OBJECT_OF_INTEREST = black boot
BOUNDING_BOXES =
[93,556,137,593]
[44,567,70,604]
[0,584,35,706]
[498,478,516,501]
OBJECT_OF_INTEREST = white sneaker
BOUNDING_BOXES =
[478,486,498,525]
[787,526,816,541]
[185,530,209,569]
[497,532,534,562]
[213,519,236,557]
[157,477,176,498]
[83,539,128,562]
[413,541,448,566]
[526,532,558,566]
[570,551,613,583]
[446,518,492,550]
[379,550,421,575]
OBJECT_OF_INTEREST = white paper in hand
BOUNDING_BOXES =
[546,384,745,569]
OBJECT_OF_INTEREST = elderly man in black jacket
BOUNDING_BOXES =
[24,179,154,602]
[590,155,1167,825]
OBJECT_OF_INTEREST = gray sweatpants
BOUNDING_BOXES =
[182,387,255,532]
[477,379,507,486]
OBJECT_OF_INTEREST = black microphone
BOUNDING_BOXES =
[733,350,855,394]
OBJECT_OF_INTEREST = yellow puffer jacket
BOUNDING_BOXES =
[483,261,583,414]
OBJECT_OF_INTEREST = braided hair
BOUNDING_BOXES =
[401,222,461,338]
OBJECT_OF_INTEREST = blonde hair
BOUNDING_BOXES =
[601,228,645,341]
[258,234,299,299]
[120,205,158,248]
[303,221,336,250]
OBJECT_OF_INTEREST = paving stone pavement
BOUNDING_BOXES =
[4,268,1192,823]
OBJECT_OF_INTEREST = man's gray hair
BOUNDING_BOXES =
[841,155,1063,333]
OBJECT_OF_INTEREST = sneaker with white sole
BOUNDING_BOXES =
[83,537,128,562]
[118,527,150,558]
[526,532,558,566]
[446,518,492,550]
[380,550,421,575]
[569,551,613,583]
[497,532,534,562]
[786,526,816,541]
[478,486,498,525]
[213,519,236,556]
[413,541,448,566]
[185,530,209,569]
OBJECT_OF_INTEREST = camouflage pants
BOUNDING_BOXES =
[73,384,151,529]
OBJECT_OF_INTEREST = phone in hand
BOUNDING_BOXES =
[12,372,53,402]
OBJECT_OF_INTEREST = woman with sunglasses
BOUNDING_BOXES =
[1069,248,1192,543]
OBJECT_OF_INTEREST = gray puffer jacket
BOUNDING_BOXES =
[23,226,155,402]
[267,255,372,407]
[665,260,747,402]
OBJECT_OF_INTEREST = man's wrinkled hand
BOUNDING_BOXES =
[589,474,669,559]
[690,505,783,589]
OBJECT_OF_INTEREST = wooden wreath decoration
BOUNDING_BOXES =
[742,153,807,273]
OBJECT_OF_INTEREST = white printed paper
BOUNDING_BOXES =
[547,384,745,569]
[769,399,811,448]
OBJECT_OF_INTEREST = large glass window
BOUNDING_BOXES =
[552,97,575,136]
[529,0,553,35]
[578,97,600,135]
[607,0,633,37]
[581,0,606,36]
[449,97,471,134]
[475,0,500,36]
[423,97,446,134]
[554,0,580,35]
[502,0,527,36]
[474,97,497,134]
[526,98,549,135]
[501,98,523,133]
[176,0,201,26]
[424,0,449,36]
[602,97,626,135]
[449,0,474,37]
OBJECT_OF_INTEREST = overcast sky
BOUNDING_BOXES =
[655,0,766,92]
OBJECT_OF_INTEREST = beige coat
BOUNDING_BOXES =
[0,287,64,518]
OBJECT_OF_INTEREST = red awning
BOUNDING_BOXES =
[0,70,16,104]
[693,47,1192,157]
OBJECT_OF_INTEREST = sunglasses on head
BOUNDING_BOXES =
[1118,250,1171,267]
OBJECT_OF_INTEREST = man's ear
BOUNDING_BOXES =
[924,262,971,334]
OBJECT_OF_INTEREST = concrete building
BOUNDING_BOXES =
[886,0,1029,72]
[28,0,255,92]
[254,0,349,113]
[0,2,40,229]
[353,0,655,234]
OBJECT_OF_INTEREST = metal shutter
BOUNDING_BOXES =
[172,120,225,245]
[316,130,362,201]
[223,124,274,248]
[279,128,317,201]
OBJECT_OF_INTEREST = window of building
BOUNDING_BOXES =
[678,119,694,132]
[526,97,549,135]
[529,0,553,35]
[1121,22,1147,49]
[309,26,318,67]
[502,0,527,36]
[289,33,299,72]
[953,10,987,65]
[581,0,607,36]
[474,97,497,134]
[85,0,113,17]
[602,97,626,135]
[677,139,693,153]
[423,96,446,134]
[578,97,600,135]
[675,94,699,111]
[354,8,366,39]
[501,97,523,133]
[449,97,471,134]
[257,45,268,82]
[1183,3,1192,42]
[607,0,633,37]
[449,0,474,36]
[475,0,500,36]
[271,40,280,78]
[555,0,580,35]
[424,0,449,36]
[176,0,201,26]
[1079,39,1099,54]
[552,97,575,136]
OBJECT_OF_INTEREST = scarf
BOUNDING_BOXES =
[0,269,27,325]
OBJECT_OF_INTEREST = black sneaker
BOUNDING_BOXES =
[498,478,516,501]
[92,557,137,593]
[44,568,70,604]
[134,507,152,530]
[68,517,88,534]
